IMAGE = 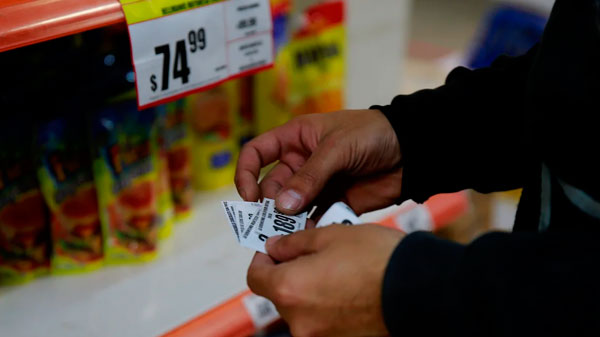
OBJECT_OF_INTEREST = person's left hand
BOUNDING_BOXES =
[247,224,404,337]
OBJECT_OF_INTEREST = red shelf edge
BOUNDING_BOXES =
[0,0,125,53]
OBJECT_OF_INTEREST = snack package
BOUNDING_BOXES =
[156,100,194,221]
[286,1,346,116]
[1,120,50,285]
[185,82,240,190]
[92,100,162,263]
[154,107,177,236]
[253,0,292,134]
[37,117,104,274]
[254,0,345,134]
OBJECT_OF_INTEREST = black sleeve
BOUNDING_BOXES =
[382,230,600,336]
[372,46,539,203]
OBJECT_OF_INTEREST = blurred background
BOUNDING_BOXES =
[0,0,554,336]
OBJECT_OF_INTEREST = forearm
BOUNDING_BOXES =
[382,230,600,336]
[374,47,539,203]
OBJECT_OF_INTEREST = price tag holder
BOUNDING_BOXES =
[120,0,274,109]
[242,293,280,329]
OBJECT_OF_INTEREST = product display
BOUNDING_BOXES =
[254,0,346,134]
[154,105,177,236]
[156,100,194,220]
[91,99,163,263]
[253,0,292,134]
[286,1,346,116]
[0,118,50,285]
[0,1,488,336]
[37,116,104,274]
[186,81,240,191]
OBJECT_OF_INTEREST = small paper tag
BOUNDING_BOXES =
[240,199,307,253]
[316,201,362,228]
[242,294,280,329]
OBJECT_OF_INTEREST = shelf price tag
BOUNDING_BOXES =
[120,0,274,109]
[242,294,280,329]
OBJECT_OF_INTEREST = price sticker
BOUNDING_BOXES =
[121,0,273,109]
[242,294,280,329]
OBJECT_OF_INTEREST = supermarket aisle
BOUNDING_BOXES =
[401,0,553,239]
[402,0,492,93]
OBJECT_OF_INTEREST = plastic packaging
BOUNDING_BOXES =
[286,1,346,116]
[254,0,345,133]
[154,106,177,235]
[0,119,50,285]
[156,100,194,220]
[91,100,162,263]
[37,116,104,274]
[253,1,292,134]
[186,82,240,190]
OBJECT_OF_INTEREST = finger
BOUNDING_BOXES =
[276,141,343,214]
[236,125,293,201]
[266,228,329,262]
[305,218,316,229]
[247,252,277,298]
[259,162,294,200]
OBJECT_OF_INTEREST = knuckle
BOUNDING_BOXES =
[271,273,299,308]
[305,232,321,250]
[234,175,243,187]
[272,283,294,307]
[295,170,319,188]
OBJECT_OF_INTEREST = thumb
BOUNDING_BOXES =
[266,229,324,262]
[276,143,342,214]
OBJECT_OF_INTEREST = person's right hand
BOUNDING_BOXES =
[234,109,403,215]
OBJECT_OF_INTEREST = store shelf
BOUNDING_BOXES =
[0,185,469,337]
[0,187,253,337]
[0,0,125,53]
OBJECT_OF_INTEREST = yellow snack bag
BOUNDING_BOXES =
[92,101,161,263]
[186,82,240,190]
[37,116,104,274]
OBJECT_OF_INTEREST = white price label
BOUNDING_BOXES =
[396,204,433,233]
[242,294,280,329]
[125,0,273,108]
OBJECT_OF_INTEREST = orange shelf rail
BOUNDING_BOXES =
[0,0,125,53]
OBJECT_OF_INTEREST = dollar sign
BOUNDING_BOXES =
[150,74,157,92]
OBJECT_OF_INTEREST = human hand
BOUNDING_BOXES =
[247,224,404,336]
[234,110,402,216]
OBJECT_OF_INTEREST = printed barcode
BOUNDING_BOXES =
[223,202,239,237]
[243,211,260,239]
[243,294,280,329]
[238,209,245,232]
[258,199,270,231]
[256,300,275,318]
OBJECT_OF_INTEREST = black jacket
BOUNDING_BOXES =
[374,1,600,335]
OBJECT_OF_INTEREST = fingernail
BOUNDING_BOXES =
[266,235,283,253]
[239,189,247,201]
[277,189,302,211]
